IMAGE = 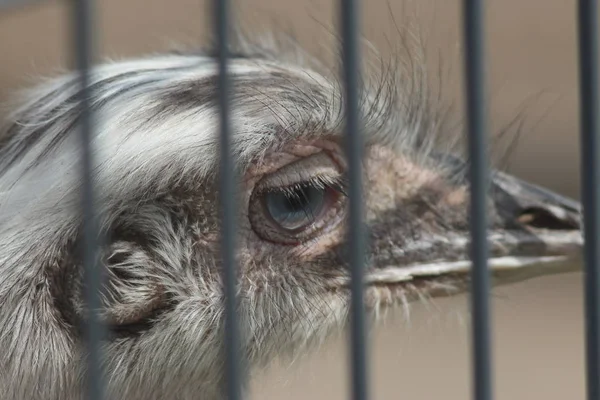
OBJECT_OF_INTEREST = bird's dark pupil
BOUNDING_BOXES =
[265,183,326,230]
[286,187,310,211]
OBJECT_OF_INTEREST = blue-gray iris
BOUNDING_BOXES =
[265,184,326,230]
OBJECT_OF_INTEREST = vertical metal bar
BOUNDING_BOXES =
[214,0,243,399]
[72,0,104,399]
[340,1,369,400]
[462,1,493,400]
[577,1,600,400]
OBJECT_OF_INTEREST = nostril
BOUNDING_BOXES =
[517,206,581,230]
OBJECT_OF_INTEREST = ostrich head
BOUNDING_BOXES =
[0,36,583,400]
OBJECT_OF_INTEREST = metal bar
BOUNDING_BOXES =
[462,1,493,400]
[213,0,243,399]
[340,1,369,400]
[577,1,600,400]
[71,0,105,399]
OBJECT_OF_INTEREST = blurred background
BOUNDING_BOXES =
[0,0,588,399]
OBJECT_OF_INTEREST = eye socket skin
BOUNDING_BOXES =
[249,152,348,245]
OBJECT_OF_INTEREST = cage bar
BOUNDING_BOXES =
[213,0,244,399]
[462,1,494,400]
[339,1,369,400]
[71,0,105,399]
[577,1,600,400]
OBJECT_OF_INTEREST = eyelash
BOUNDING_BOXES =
[262,175,349,199]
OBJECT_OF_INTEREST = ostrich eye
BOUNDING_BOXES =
[249,151,348,245]
[264,183,330,231]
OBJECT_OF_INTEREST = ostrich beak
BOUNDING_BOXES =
[479,171,582,285]
[363,167,584,296]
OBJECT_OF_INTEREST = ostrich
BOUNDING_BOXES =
[0,31,583,400]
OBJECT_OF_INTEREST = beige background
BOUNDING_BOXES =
[0,1,589,399]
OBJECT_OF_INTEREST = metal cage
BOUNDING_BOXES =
[0,1,599,400]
